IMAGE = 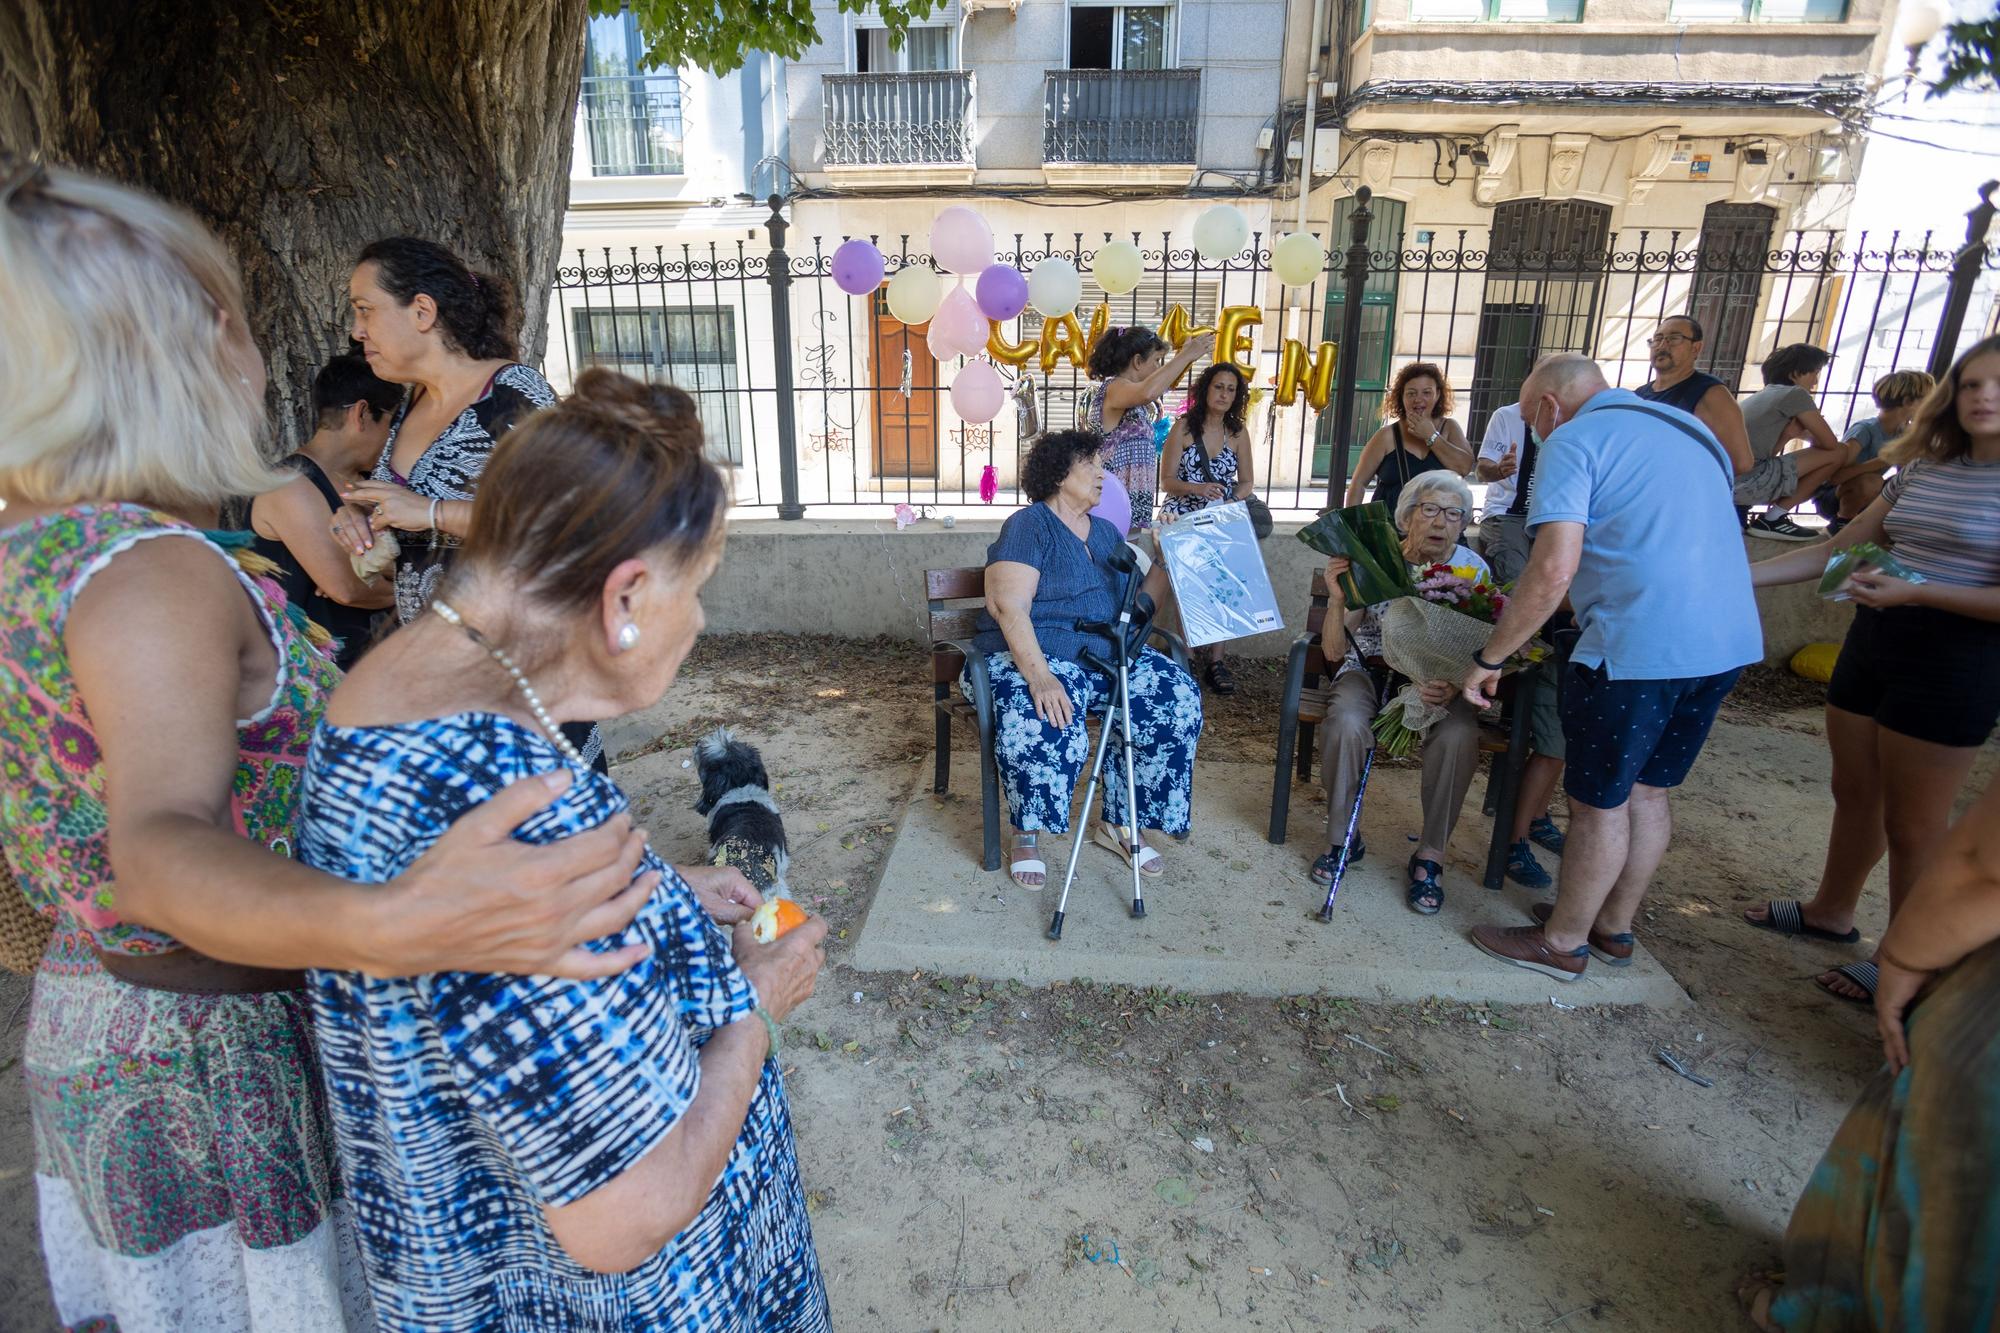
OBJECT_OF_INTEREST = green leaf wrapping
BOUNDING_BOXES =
[1295,503,1418,606]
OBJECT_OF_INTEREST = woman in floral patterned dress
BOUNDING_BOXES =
[0,163,656,1332]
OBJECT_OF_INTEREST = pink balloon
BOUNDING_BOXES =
[931,206,995,276]
[926,318,963,365]
[974,264,1029,321]
[1090,470,1134,536]
[932,285,988,358]
[951,360,1006,424]
[831,238,885,296]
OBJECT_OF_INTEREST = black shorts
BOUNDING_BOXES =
[1827,604,2000,748]
[1560,664,1742,809]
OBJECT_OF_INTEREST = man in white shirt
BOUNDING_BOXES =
[1474,402,1529,583]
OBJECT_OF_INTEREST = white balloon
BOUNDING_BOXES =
[1092,240,1144,296]
[1191,204,1250,263]
[885,265,943,326]
[1027,257,1082,318]
[1272,232,1328,287]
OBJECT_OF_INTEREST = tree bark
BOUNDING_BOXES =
[0,0,583,451]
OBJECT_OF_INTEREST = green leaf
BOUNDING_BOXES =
[616,0,949,76]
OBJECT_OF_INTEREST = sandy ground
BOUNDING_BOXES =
[0,636,1992,1332]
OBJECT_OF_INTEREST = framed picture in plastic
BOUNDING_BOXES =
[1156,500,1283,648]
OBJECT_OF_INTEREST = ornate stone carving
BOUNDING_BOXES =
[1627,127,1683,205]
[1473,125,1521,207]
[1545,133,1591,198]
[1362,143,1395,192]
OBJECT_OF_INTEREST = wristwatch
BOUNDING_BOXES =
[1471,649,1506,671]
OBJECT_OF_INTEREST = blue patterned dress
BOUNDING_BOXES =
[296,712,828,1332]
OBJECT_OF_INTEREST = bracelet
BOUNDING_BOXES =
[427,497,441,532]
[750,1005,781,1057]
[1428,427,1443,446]
[1472,648,1506,671]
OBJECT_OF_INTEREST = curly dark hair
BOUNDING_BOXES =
[356,237,520,361]
[1381,361,1452,422]
[1022,429,1103,503]
[1183,361,1247,440]
[1087,324,1169,380]
[1759,342,1831,387]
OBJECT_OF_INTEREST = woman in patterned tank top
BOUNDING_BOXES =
[1744,335,2000,1006]
[1084,324,1214,533]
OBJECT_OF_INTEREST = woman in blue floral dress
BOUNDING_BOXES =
[299,369,830,1331]
[1084,326,1214,533]
[967,431,1204,889]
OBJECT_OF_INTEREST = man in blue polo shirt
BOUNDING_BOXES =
[1460,354,1761,981]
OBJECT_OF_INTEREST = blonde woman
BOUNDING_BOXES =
[0,163,654,1330]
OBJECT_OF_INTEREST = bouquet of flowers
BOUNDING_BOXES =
[1371,563,1542,758]
[1294,502,1417,607]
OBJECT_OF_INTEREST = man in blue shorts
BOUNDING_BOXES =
[1460,354,1762,981]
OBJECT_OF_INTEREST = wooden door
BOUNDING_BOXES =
[871,291,938,480]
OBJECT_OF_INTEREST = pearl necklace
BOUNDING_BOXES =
[431,599,589,769]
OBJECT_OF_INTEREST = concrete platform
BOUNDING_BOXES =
[850,753,1692,1007]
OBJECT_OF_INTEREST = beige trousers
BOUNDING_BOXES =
[1319,668,1483,853]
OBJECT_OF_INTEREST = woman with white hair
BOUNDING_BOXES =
[0,161,655,1330]
[1314,471,1489,914]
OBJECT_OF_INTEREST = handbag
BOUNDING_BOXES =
[1188,434,1273,539]
[0,856,54,976]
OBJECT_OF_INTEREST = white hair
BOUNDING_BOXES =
[1394,469,1475,530]
[0,164,283,510]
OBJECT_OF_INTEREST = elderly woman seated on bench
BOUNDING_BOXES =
[969,430,1204,889]
[1315,470,1488,916]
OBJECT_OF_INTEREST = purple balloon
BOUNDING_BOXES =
[1090,470,1134,536]
[831,239,885,297]
[974,264,1029,322]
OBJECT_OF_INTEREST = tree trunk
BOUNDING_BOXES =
[0,0,583,451]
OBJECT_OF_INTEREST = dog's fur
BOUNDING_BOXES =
[694,727,791,902]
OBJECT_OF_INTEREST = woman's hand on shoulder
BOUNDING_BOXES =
[731,911,828,1022]
[373,772,659,978]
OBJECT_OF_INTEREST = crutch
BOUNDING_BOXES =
[1318,628,1387,923]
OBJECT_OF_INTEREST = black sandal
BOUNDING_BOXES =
[1309,837,1366,885]
[1406,856,1444,916]
[1204,660,1237,696]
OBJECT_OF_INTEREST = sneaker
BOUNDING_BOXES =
[1528,815,1566,855]
[1504,840,1552,890]
[1470,923,1588,981]
[1530,901,1634,966]
[1746,513,1819,542]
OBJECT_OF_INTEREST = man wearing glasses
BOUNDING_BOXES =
[1635,316,1755,479]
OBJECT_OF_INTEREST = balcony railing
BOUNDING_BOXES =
[823,71,976,167]
[1042,69,1201,165]
[581,74,685,177]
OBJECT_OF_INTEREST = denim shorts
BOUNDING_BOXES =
[1560,664,1743,809]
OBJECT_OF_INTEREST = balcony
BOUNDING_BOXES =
[822,71,976,186]
[580,74,685,177]
[1042,69,1201,185]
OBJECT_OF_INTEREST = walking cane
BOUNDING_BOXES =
[1318,628,1387,923]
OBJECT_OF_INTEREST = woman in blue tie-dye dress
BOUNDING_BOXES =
[297,369,831,1331]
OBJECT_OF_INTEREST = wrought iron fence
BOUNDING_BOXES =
[541,187,2000,518]
[579,74,685,177]
[823,71,976,167]
[1042,69,1201,165]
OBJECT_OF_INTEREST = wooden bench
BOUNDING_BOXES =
[927,568,1004,872]
[1271,569,1566,890]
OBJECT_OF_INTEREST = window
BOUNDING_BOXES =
[1687,202,1777,392]
[1468,198,1612,440]
[854,24,955,71]
[1409,0,1583,19]
[1069,5,1174,70]
[581,10,684,176]
[1314,196,1406,479]
[1668,0,1845,18]
[570,305,743,463]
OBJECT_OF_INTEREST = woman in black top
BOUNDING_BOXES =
[328,238,604,768]
[1344,362,1473,518]
[248,353,399,669]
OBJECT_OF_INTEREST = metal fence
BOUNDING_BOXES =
[543,184,2000,518]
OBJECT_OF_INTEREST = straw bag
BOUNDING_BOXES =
[0,857,53,975]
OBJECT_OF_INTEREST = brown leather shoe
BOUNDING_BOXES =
[1530,902,1634,967]
[1470,923,1588,982]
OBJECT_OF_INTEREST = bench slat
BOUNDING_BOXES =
[927,567,985,601]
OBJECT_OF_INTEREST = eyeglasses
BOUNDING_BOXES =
[1416,502,1466,522]
[1647,333,1694,347]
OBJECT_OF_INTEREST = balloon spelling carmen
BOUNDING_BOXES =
[982,302,1339,411]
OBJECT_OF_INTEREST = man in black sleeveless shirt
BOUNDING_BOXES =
[1634,316,1754,481]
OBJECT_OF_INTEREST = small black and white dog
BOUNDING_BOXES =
[694,727,792,902]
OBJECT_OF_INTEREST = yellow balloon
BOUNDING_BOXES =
[1158,303,1214,351]
[1272,232,1327,288]
[1081,304,1110,361]
[986,320,1036,368]
[1040,311,1089,374]
[1214,305,1262,376]
[1273,339,1339,410]
[885,265,942,325]
[1091,240,1144,296]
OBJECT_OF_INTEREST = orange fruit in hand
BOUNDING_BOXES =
[750,897,809,944]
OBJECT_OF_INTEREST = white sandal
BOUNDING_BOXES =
[1092,823,1165,877]
[1009,836,1046,890]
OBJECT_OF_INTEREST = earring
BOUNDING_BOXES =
[615,623,641,653]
